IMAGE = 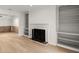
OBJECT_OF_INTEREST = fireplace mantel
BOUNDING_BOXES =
[30,24,49,43]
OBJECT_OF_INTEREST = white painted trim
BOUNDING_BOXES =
[58,32,79,36]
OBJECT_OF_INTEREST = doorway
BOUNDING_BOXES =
[0,14,19,34]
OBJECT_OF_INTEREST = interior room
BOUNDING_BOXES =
[0,14,19,33]
[0,5,78,53]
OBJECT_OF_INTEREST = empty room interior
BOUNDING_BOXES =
[0,5,78,53]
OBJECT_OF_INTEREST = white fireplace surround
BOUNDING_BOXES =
[30,24,49,42]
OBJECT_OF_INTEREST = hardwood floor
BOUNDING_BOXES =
[0,32,74,53]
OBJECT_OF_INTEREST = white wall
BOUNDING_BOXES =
[18,13,26,36]
[0,15,13,26]
[12,17,19,26]
[29,5,57,45]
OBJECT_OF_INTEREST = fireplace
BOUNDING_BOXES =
[32,29,46,43]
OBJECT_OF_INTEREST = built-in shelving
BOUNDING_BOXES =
[58,32,79,51]
[24,14,29,36]
[58,5,79,52]
[57,44,79,52]
[58,32,79,52]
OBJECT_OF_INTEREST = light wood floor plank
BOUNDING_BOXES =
[0,32,74,53]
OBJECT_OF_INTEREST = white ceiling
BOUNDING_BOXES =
[0,5,31,13]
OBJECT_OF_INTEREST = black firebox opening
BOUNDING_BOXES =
[32,29,46,43]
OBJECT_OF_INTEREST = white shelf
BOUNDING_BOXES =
[59,37,79,43]
[25,28,28,30]
[57,44,79,52]
[58,32,79,36]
